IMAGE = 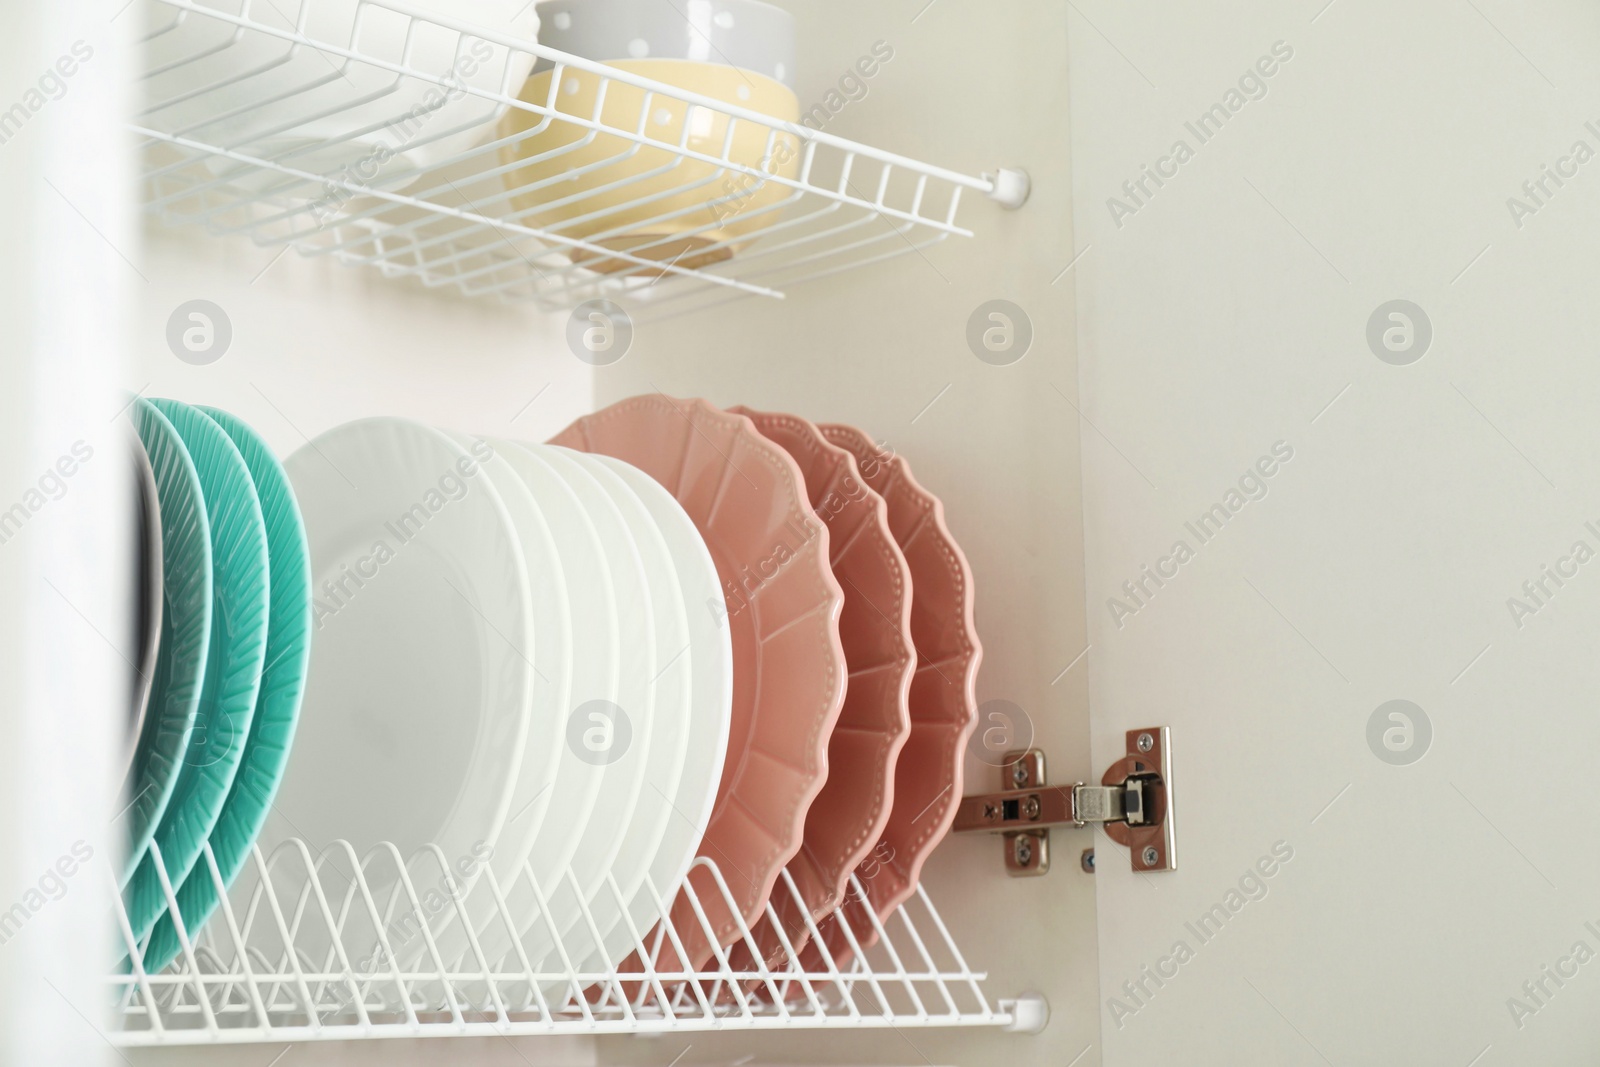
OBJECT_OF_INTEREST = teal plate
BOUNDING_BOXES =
[124,399,212,885]
[124,399,271,954]
[142,407,312,972]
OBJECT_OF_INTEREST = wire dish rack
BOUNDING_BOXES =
[110,836,1026,1045]
[134,0,1028,314]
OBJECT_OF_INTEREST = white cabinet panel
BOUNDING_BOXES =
[0,1,133,1063]
[1072,1,1600,1063]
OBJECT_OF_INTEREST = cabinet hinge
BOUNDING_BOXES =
[951,727,1177,876]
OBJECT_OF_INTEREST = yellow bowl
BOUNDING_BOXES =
[499,60,800,275]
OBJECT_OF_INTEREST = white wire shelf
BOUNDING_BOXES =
[108,836,1021,1046]
[133,0,1028,314]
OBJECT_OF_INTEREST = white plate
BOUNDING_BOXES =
[484,442,614,975]
[587,453,732,973]
[427,433,572,966]
[276,418,533,921]
[527,446,656,973]
[558,448,692,972]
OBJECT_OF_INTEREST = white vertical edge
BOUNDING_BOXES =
[0,0,134,1062]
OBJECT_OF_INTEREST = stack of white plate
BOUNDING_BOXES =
[273,420,732,990]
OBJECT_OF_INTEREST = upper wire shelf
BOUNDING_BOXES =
[133,0,1028,314]
[108,837,1024,1046]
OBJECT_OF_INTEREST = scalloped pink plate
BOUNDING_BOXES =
[811,423,981,968]
[731,407,913,969]
[550,396,846,968]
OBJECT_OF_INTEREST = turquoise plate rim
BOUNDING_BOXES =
[143,406,312,973]
[124,398,271,951]
[124,398,212,885]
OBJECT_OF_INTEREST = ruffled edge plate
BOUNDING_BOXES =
[813,423,981,966]
[730,407,913,968]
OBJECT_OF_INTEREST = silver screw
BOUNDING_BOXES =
[1141,846,1159,866]
[1080,848,1095,873]
[1136,732,1154,753]
[1014,837,1034,867]
[1010,761,1029,786]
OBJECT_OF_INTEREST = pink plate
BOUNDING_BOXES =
[812,423,981,966]
[550,396,846,967]
[731,407,914,969]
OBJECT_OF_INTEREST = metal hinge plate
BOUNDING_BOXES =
[951,727,1177,876]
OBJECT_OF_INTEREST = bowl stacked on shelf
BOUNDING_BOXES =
[142,0,806,283]
[500,0,802,274]
[121,398,312,975]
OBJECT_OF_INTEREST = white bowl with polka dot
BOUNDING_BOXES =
[497,0,800,275]
[530,0,794,91]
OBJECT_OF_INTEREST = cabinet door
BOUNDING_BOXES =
[1073,1,1600,1063]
